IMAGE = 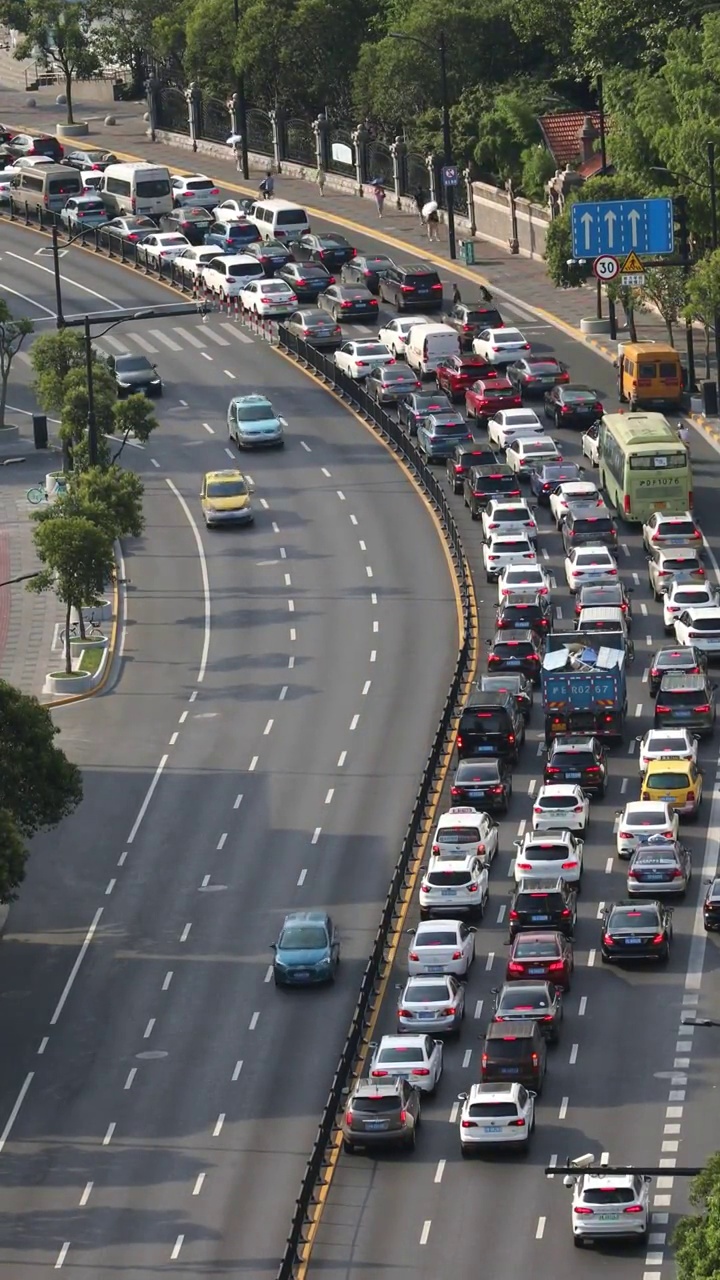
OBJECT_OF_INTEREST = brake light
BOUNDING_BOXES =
[421,882,430,893]
[371,1069,389,1077]
[409,951,419,961]
[399,1109,407,1123]
[624,494,631,514]
[431,283,443,291]
[574,1207,593,1216]
[400,284,413,292]
[652,933,665,944]
[508,1117,527,1127]
[412,1068,430,1076]
[488,786,503,795]
[603,934,613,945]
[687,791,695,802]
[655,705,671,714]
[509,909,518,920]
[561,908,572,917]
[517,861,532,871]
[619,831,631,839]
[586,765,601,773]
[624,1205,644,1214]
[546,766,560,774]
[548,960,564,971]
[508,961,524,972]
[345,1109,353,1124]
[462,323,473,331]
[531,1052,539,1066]
[467,883,479,894]
[481,1053,488,1068]
[130,195,136,213]
[341,300,353,308]
[670,868,684,879]
[561,860,578,870]
[695,704,710,713]
[461,1118,478,1128]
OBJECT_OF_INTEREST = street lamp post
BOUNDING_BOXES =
[389,30,457,260]
[232,0,249,181]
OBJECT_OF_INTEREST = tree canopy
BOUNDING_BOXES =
[0,0,101,123]
[674,1152,720,1278]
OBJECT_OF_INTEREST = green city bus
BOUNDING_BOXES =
[598,412,692,524]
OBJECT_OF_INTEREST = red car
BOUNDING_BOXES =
[435,356,491,401]
[465,377,522,425]
[505,930,574,991]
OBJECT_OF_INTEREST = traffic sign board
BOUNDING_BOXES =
[592,255,619,281]
[442,165,459,187]
[621,273,646,288]
[571,198,674,260]
[619,251,644,274]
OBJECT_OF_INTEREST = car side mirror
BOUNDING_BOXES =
[368,1041,377,1050]
[406,927,416,935]
[457,1092,468,1101]
[270,942,276,949]
[490,986,499,994]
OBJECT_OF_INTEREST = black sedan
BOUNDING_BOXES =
[507,356,569,397]
[446,443,498,494]
[340,253,396,293]
[64,148,118,171]
[450,758,512,813]
[290,232,356,270]
[159,207,213,245]
[496,591,552,639]
[243,239,295,273]
[478,672,533,720]
[318,284,378,321]
[285,309,342,348]
[492,981,563,1042]
[111,354,163,397]
[703,877,720,930]
[398,390,453,436]
[487,630,543,683]
[600,900,672,963]
[544,384,603,429]
[366,365,421,404]
[99,216,157,247]
[649,646,708,697]
[276,261,334,300]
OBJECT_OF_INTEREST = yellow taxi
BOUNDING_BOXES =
[641,756,703,818]
[200,469,254,528]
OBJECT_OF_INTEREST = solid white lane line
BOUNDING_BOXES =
[103,1123,115,1146]
[193,1173,206,1195]
[0,280,57,316]
[297,869,307,886]
[124,1068,136,1090]
[163,971,173,991]
[249,1011,260,1030]
[55,1243,70,1269]
[213,1114,225,1137]
[420,1221,431,1246]
[50,908,104,1026]
[0,1072,33,1154]
[79,1182,93,1206]
[166,479,211,682]
[434,1160,445,1184]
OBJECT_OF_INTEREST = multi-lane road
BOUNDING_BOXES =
[0,222,458,1276]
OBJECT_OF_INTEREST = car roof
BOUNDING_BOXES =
[485,1019,538,1038]
[282,910,329,926]
[659,672,707,689]
[468,1082,524,1100]
[538,783,582,795]
[580,1173,639,1190]
[623,800,669,814]
[436,810,485,829]
[578,606,626,620]
[234,393,272,406]
[684,606,720,618]
[204,469,246,482]
[517,876,565,891]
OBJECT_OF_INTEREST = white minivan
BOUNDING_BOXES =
[404,323,461,377]
[99,162,173,217]
[248,197,310,241]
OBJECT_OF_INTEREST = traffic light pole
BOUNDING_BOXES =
[676,196,697,392]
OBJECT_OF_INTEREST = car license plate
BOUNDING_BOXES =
[645,873,665,881]
[483,1125,502,1133]
[467,790,483,797]
[475,745,494,753]
[500,1066,519,1074]
[363,1120,386,1130]
[505,659,521,667]
[566,771,581,779]
[597,1214,620,1221]
[528,966,545,974]
[531,914,548,922]
[625,937,642,944]
[675,710,691,718]
[661,795,676,803]
[441,889,455,897]
[418,1011,435,1019]
[293,970,309,979]
[427,965,444,972]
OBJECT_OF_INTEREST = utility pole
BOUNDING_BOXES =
[439,31,456,262]
[51,223,65,328]
[84,315,98,467]
[708,140,720,391]
[232,0,249,180]
[676,195,697,392]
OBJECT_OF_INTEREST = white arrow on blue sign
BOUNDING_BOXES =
[570,198,674,259]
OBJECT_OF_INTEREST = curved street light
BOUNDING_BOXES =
[389,30,457,261]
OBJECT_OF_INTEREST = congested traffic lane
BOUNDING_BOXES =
[0,237,459,1276]
[307,320,720,1278]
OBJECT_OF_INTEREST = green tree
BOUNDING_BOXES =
[0,0,101,124]
[29,516,115,671]
[0,680,83,901]
[674,1151,720,1277]
[91,0,191,94]
[571,0,701,72]
[0,302,33,428]
[34,464,145,541]
[685,250,720,377]
[520,145,556,202]
[112,392,158,461]
[31,329,91,412]
[634,265,687,344]
[30,331,117,469]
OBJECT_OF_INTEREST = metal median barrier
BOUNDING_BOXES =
[2,199,476,1279]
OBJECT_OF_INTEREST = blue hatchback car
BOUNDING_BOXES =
[204,216,260,253]
[416,412,472,464]
[272,911,340,987]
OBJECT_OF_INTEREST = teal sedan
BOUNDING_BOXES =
[271,911,339,987]
[227,393,286,448]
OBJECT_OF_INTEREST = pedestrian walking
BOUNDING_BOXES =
[413,186,425,224]
[479,284,493,302]
[452,283,462,306]
[373,184,386,218]
[316,165,326,197]
[427,208,440,241]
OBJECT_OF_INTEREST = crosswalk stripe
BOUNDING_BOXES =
[220,322,253,345]
[202,327,231,347]
[173,327,206,349]
[128,333,159,354]
[104,334,130,353]
[148,329,182,351]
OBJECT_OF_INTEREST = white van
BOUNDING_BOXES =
[99,162,172,218]
[10,164,82,214]
[248,197,310,241]
[405,323,461,377]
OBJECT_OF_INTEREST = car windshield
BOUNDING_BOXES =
[406,982,449,1001]
[537,793,576,809]
[206,480,247,498]
[417,930,459,946]
[468,1101,519,1117]
[353,1095,400,1114]
[498,989,549,1010]
[378,1046,425,1064]
[437,828,480,845]
[115,357,151,373]
[583,1187,636,1205]
[647,770,691,788]
[514,938,559,957]
[279,926,327,949]
[237,405,274,422]
[609,907,659,928]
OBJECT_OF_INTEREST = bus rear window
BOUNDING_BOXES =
[660,362,680,378]
[629,453,687,470]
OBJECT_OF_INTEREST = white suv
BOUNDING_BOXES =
[567,1172,650,1246]
[431,807,499,865]
[458,1082,535,1153]
[419,854,489,920]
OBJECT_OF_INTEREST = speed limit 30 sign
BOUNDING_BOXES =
[592,255,619,281]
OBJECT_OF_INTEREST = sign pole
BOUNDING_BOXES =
[676,196,697,393]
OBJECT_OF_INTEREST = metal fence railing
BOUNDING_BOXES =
[1,199,477,1280]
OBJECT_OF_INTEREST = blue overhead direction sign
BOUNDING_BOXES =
[571,198,674,260]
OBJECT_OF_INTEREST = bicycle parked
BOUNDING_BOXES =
[60,612,105,645]
[27,478,68,505]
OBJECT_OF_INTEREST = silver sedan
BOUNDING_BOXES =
[627,840,692,896]
[396,974,465,1034]
[366,364,422,404]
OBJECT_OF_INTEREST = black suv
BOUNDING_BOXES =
[446,443,497,493]
[464,464,520,517]
[478,673,533,720]
[649,646,708,697]
[487,630,543,684]
[451,758,513,813]
[508,876,577,940]
[544,734,607,796]
[496,591,552,639]
[654,673,717,736]
[443,302,504,348]
[378,262,443,311]
[480,1019,547,1092]
[456,693,525,761]
[562,503,618,552]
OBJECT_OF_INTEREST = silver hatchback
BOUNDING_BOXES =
[396,974,465,1034]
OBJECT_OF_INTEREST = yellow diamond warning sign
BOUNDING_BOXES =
[619,251,644,274]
